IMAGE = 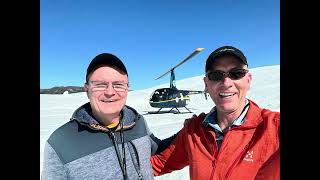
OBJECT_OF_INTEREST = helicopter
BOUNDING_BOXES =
[149,48,207,114]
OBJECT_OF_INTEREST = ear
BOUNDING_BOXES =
[84,83,90,98]
[247,72,252,90]
[203,76,208,89]
[84,83,88,91]
[247,72,252,82]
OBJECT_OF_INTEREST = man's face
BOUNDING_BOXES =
[85,66,128,119]
[204,56,251,114]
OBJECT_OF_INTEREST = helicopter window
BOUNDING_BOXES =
[151,89,168,101]
[160,89,167,100]
[166,89,173,99]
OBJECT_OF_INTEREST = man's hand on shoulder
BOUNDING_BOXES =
[183,112,207,126]
[183,114,198,126]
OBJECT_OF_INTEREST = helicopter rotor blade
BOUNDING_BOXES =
[155,68,172,80]
[155,48,204,80]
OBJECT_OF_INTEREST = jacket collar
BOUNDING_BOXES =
[70,102,139,132]
[202,99,262,129]
[241,100,263,128]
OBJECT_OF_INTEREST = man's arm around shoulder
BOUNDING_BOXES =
[150,113,206,176]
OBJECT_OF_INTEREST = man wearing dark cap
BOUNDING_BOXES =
[42,53,176,180]
[151,46,280,180]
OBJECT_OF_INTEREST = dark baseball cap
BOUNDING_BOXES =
[86,53,128,82]
[205,46,248,72]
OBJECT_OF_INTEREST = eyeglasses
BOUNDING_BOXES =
[88,81,129,92]
[206,69,248,81]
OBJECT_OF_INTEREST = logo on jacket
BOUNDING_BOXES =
[243,150,254,162]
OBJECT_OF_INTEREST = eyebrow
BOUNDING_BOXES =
[211,66,245,71]
[90,80,128,83]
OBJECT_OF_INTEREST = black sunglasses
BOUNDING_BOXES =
[206,69,248,81]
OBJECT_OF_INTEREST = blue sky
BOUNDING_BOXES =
[40,0,279,91]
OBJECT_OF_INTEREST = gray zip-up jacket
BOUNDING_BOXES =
[41,103,175,180]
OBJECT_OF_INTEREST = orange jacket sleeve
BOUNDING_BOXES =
[150,125,190,176]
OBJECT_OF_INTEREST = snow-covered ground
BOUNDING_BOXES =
[40,65,279,179]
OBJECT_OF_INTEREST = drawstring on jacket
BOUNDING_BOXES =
[108,119,128,180]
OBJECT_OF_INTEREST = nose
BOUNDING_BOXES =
[103,85,116,95]
[221,76,233,86]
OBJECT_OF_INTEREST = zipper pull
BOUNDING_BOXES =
[109,131,116,141]
[137,172,143,180]
[243,144,249,151]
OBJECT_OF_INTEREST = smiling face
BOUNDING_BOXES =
[84,66,128,125]
[204,55,252,116]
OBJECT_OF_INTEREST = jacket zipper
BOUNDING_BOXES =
[225,124,254,179]
[210,160,217,180]
[210,125,255,180]
[224,144,249,179]
[210,131,230,180]
[224,125,257,179]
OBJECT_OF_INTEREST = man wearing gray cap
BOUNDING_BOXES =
[41,53,176,180]
[151,46,280,180]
